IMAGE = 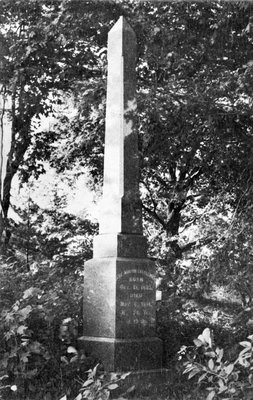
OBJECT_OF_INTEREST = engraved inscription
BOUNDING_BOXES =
[117,267,156,333]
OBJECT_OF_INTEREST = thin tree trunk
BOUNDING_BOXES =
[1,73,31,245]
[0,90,7,243]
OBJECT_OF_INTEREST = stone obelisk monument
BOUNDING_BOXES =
[80,16,163,371]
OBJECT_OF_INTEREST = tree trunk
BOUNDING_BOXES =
[0,80,31,244]
[164,200,184,258]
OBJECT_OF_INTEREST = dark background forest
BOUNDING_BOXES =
[0,1,253,399]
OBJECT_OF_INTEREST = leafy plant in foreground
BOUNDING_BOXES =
[0,256,86,400]
[59,364,131,400]
[182,328,253,399]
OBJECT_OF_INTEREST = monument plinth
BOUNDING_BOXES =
[79,16,163,372]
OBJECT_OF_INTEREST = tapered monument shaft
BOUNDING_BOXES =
[99,16,142,235]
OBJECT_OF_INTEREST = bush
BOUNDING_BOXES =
[181,328,253,400]
[0,255,88,400]
[68,364,131,400]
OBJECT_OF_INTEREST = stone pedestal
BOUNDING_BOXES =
[79,337,163,372]
[80,239,163,371]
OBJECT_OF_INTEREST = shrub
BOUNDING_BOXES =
[58,364,131,400]
[0,256,87,400]
[181,328,253,400]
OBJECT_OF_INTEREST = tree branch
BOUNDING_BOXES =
[142,201,167,230]
[180,234,217,253]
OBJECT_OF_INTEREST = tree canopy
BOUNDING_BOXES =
[1,0,253,303]
[1,0,253,308]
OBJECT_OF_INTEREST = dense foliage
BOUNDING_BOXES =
[183,328,253,399]
[1,0,253,399]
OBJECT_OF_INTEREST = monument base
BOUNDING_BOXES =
[78,336,163,371]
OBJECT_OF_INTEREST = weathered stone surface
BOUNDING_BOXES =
[81,254,163,371]
[99,16,142,235]
[83,258,116,338]
[93,233,148,258]
[78,336,163,371]
[83,257,156,339]
[116,259,156,338]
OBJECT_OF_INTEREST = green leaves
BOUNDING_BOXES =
[237,335,253,368]
[198,328,213,348]
[67,346,78,354]
[19,305,32,319]
[23,287,41,299]
[16,325,27,335]
[0,248,87,399]
[75,366,130,400]
[206,391,215,400]
[182,327,253,400]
